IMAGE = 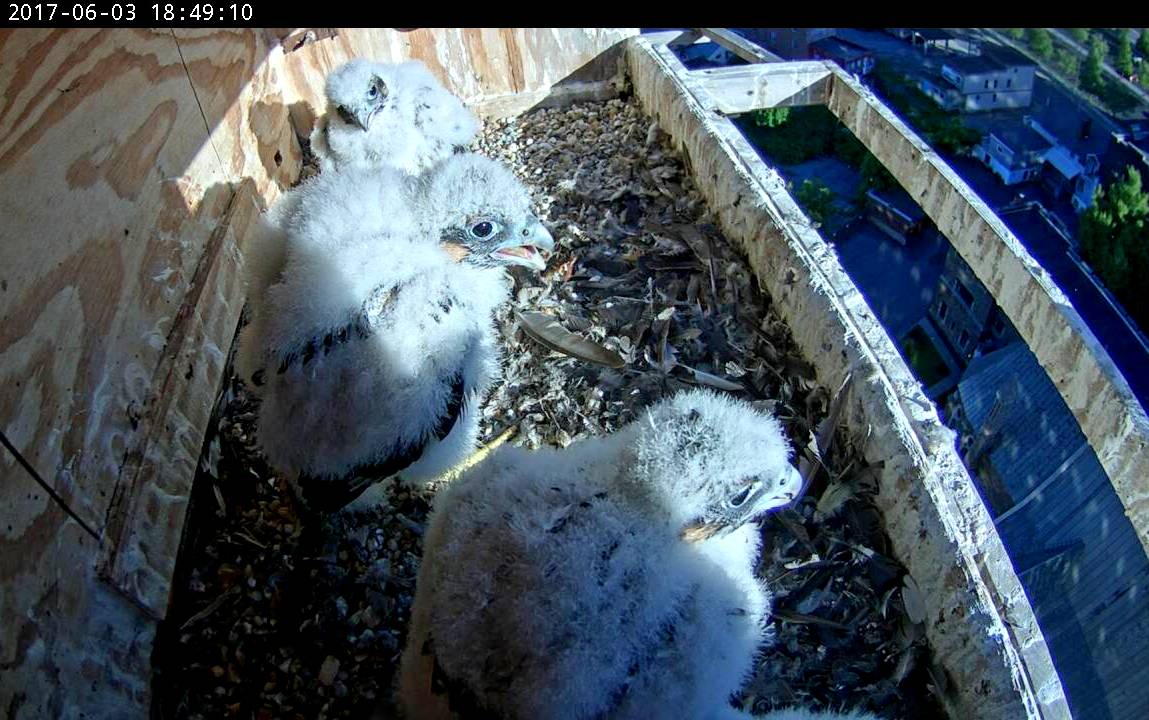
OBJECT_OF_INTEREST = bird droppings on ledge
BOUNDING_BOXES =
[153,97,949,719]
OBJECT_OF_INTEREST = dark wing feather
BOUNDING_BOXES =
[295,372,468,512]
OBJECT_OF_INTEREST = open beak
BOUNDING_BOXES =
[491,218,555,271]
[682,464,804,543]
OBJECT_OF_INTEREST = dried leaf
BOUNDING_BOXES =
[815,373,853,460]
[514,311,625,368]
[815,481,854,520]
[902,574,926,626]
[677,364,745,392]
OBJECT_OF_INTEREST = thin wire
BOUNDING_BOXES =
[0,430,100,541]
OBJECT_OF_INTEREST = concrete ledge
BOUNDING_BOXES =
[822,69,1149,557]
[627,36,1070,720]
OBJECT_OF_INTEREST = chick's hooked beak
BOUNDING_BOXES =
[336,104,372,132]
[682,464,804,543]
[491,217,555,272]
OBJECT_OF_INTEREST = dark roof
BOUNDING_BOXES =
[943,45,1035,75]
[866,187,926,222]
[810,36,871,62]
[957,342,1093,500]
[990,122,1052,155]
[958,342,1149,720]
[1100,133,1149,183]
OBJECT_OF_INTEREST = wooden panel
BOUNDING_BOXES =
[0,27,292,716]
[0,27,221,535]
[0,473,154,718]
[95,28,299,615]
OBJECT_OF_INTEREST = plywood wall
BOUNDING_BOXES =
[0,27,298,717]
[0,27,637,716]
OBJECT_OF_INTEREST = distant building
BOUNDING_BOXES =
[927,247,1014,362]
[1101,131,1149,185]
[865,187,927,244]
[973,120,1052,185]
[675,41,739,70]
[922,46,1036,113]
[1035,145,1101,213]
[947,341,1149,720]
[885,28,957,53]
[809,36,874,76]
[736,28,835,60]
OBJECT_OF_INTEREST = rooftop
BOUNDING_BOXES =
[810,35,872,62]
[867,186,927,222]
[990,121,1053,155]
[943,45,1035,75]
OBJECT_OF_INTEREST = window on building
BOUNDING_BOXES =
[939,301,949,320]
[959,329,971,349]
[992,315,1006,335]
[993,93,998,102]
[984,80,990,89]
[956,279,975,307]
[1007,78,1012,88]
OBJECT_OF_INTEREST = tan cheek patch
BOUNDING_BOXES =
[681,521,724,543]
[441,242,472,262]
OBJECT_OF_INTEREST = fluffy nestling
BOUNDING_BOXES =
[242,154,553,513]
[311,58,480,174]
[398,389,805,720]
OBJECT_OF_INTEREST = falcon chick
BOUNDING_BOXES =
[245,154,552,513]
[398,389,805,720]
[312,58,480,174]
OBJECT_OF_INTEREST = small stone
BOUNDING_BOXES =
[317,656,339,686]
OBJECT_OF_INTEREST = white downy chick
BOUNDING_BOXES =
[246,154,552,513]
[398,389,804,720]
[312,58,479,174]
[235,165,417,389]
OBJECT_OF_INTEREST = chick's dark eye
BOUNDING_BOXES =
[368,77,387,101]
[729,486,752,507]
[471,221,494,238]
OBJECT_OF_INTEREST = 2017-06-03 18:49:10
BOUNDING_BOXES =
[153,3,253,20]
[6,2,252,20]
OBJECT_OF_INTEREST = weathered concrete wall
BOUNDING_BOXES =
[822,69,1149,558]
[627,37,1070,720]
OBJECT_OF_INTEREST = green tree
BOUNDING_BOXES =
[1069,28,1090,44]
[1115,31,1134,76]
[795,179,837,226]
[1055,48,1080,77]
[1005,28,1025,40]
[1137,29,1149,57]
[1027,28,1053,58]
[752,107,790,128]
[1079,168,1149,330]
[1089,32,1109,59]
[1081,38,1107,93]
